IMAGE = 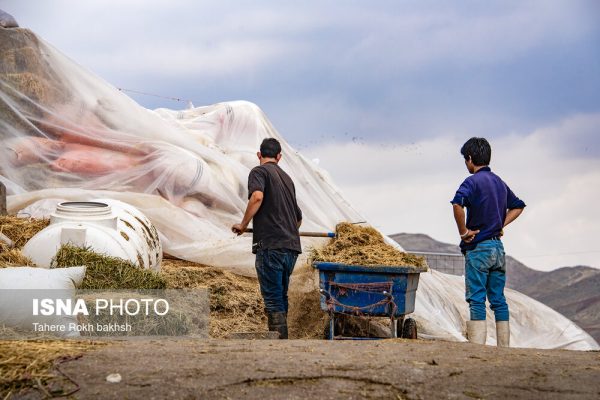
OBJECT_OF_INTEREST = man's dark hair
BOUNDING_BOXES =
[461,137,491,166]
[260,138,282,158]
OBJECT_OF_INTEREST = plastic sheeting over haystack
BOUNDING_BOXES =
[0,27,361,273]
[1,27,597,350]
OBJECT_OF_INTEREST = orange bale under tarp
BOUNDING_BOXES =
[51,148,140,175]
[36,108,149,157]
[55,130,149,157]
[4,136,65,166]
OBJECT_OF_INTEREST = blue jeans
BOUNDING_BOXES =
[464,239,509,321]
[255,249,298,313]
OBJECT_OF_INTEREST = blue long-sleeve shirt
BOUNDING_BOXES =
[451,167,526,253]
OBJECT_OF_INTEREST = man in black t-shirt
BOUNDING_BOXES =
[232,138,302,339]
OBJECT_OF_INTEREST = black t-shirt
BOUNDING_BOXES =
[247,162,302,254]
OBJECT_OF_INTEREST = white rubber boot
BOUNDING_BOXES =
[496,321,510,348]
[466,320,487,345]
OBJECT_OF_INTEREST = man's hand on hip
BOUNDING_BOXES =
[461,229,480,243]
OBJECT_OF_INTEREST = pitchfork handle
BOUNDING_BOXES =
[244,228,335,238]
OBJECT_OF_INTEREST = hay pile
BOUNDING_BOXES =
[0,216,48,267]
[288,263,328,339]
[52,244,166,289]
[311,222,427,268]
[0,28,71,106]
[1,217,418,339]
[0,248,34,267]
[161,259,266,338]
[76,292,199,337]
[0,340,105,397]
[0,216,49,248]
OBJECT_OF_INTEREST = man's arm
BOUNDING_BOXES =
[295,203,302,230]
[452,204,479,243]
[232,191,264,235]
[504,208,523,228]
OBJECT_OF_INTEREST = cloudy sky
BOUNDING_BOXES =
[4,0,599,271]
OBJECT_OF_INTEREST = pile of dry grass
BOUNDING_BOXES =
[1,217,412,340]
[0,216,48,267]
[52,244,166,289]
[0,340,105,397]
[288,263,328,339]
[161,259,266,338]
[0,249,34,267]
[77,293,197,337]
[0,216,49,249]
[0,28,71,106]
[311,222,427,268]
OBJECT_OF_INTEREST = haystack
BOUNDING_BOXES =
[288,263,328,338]
[51,244,166,289]
[76,291,200,337]
[0,215,49,249]
[0,28,70,106]
[161,259,266,338]
[0,215,48,267]
[0,248,34,267]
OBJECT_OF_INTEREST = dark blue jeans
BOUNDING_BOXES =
[465,239,509,321]
[255,248,298,313]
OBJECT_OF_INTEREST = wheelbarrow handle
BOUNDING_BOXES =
[244,228,335,238]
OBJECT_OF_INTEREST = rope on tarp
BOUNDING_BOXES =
[117,87,195,108]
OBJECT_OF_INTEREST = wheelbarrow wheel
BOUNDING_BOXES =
[401,318,417,339]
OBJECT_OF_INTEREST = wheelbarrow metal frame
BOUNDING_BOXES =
[313,262,426,340]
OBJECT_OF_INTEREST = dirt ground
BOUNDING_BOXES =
[17,338,600,400]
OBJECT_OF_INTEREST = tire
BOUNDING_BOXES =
[401,317,417,339]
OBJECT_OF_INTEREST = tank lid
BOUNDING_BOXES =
[55,201,112,218]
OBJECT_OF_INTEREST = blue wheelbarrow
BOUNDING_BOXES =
[313,262,427,340]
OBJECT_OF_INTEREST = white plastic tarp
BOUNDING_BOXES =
[0,266,86,337]
[0,27,598,350]
[414,270,597,350]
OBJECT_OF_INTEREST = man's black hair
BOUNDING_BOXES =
[461,137,491,166]
[260,138,282,158]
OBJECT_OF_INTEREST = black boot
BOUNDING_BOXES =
[267,311,288,339]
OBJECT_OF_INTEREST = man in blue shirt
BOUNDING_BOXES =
[451,137,525,347]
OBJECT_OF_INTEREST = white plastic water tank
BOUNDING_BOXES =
[22,199,162,271]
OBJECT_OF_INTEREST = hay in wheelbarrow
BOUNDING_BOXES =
[310,222,427,268]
